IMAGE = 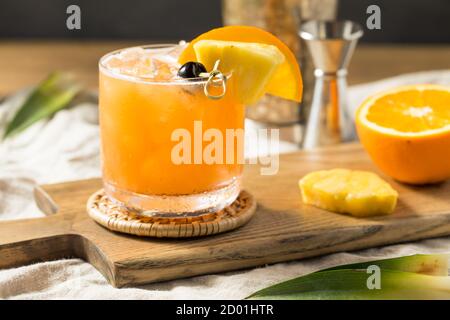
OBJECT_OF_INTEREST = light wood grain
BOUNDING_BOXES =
[0,41,449,95]
[1,143,450,287]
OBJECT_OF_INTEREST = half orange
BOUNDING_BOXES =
[179,25,303,103]
[356,84,450,184]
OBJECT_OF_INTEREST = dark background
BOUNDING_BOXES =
[0,0,449,43]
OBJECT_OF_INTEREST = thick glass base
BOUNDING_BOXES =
[104,179,241,218]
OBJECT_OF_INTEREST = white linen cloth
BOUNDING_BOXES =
[0,70,449,299]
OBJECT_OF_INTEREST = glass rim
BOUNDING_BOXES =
[99,43,209,85]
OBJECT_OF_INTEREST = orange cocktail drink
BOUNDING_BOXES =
[98,26,303,217]
[99,45,244,216]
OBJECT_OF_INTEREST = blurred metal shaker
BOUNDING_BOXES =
[300,20,363,149]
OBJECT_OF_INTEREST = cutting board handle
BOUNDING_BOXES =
[0,215,72,270]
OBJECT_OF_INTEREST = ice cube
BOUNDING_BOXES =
[119,47,146,61]
[152,56,178,80]
[103,45,183,80]
[165,42,187,63]
[104,56,124,69]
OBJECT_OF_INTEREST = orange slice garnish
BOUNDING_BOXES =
[179,25,302,103]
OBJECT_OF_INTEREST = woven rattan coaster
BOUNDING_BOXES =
[87,189,256,238]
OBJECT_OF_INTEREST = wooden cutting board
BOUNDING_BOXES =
[1,143,450,287]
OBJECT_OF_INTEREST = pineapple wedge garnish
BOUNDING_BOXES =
[193,40,285,104]
[299,169,398,217]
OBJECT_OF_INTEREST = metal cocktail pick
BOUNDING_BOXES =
[300,20,363,149]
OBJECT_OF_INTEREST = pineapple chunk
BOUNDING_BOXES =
[299,169,398,217]
[193,40,285,104]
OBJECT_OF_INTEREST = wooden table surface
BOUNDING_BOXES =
[0,41,449,96]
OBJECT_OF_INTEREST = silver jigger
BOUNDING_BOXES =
[300,20,363,149]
